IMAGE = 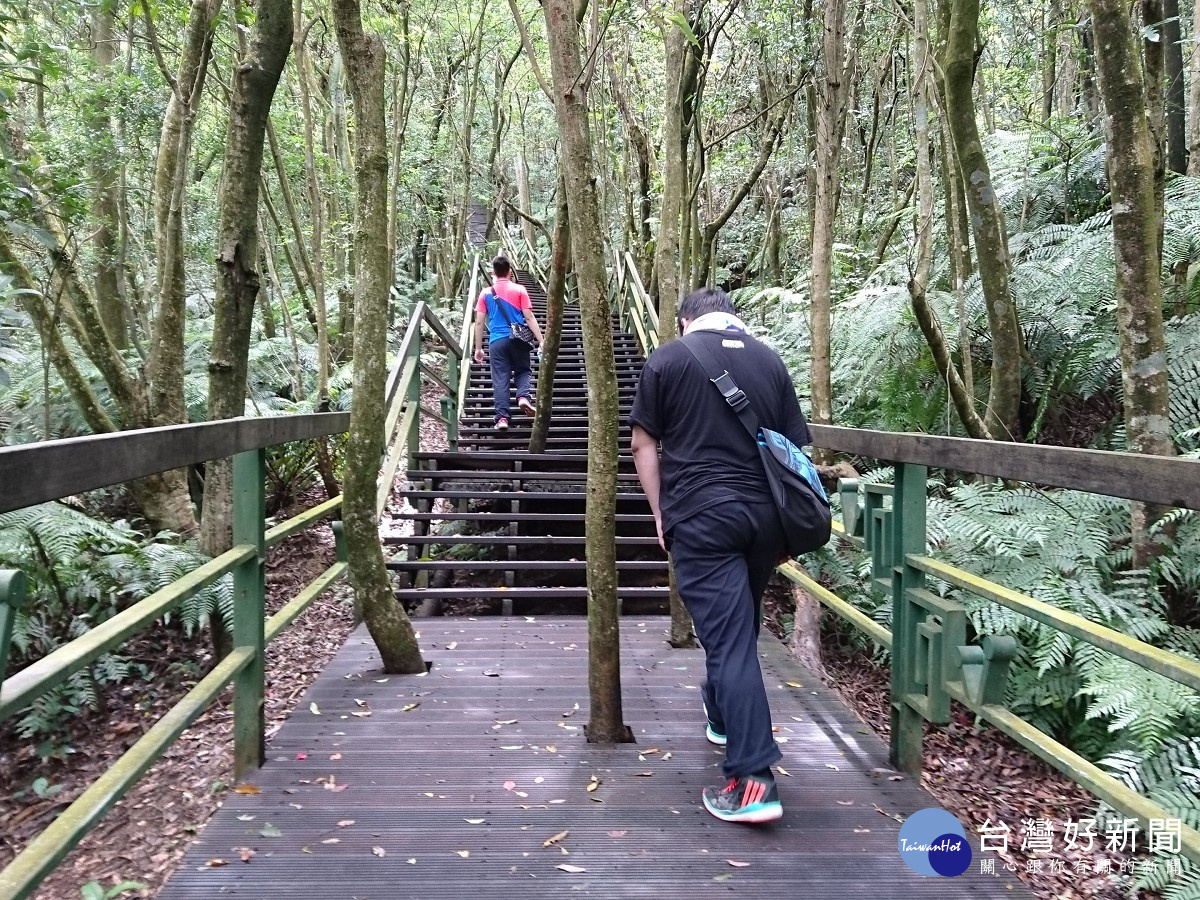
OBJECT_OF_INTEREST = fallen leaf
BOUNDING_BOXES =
[500,745,524,750]
[407,858,417,865]
[562,703,579,718]
[608,830,627,838]
[351,710,373,718]
[643,748,660,755]
[259,824,282,838]
[586,777,601,793]
[514,790,529,797]
[373,847,386,858]
[727,860,751,868]
[854,828,870,834]
[455,850,470,858]
[713,872,734,882]
[534,777,545,784]
[239,848,255,863]
[636,772,654,777]
[309,702,321,715]
[322,838,340,845]
[423,792,434,798]
[465,818,485,825]
[543,830,569,847]
[661,752,672,761]
[402,703,420,712]
[483,671,500,677]
[556,864,587,874]
[825,764,840,771]
[495,719,517,725]
[205,859,229,868]
[504,780,517,791]
[236,814,255,821]
[337,819,356,827]
[836,800,854,806]
[785,681,803,688]
[549,799,567,804]
[355,699,368,707]
[888,775,904,782]
[329,753,342,761]
[232,785,261,795]
[775,766,791,777]
[296,752,308,760]
[545,745,558,753]
[447,641,458,650]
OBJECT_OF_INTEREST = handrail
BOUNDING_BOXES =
[610,249,659,357]
[0,296,462,899]
[785,440,1200,865]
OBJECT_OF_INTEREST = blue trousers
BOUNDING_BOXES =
[488,336,533,422]
[669,499,785,777]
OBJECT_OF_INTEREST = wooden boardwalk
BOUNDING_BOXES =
[159,617,1024,898]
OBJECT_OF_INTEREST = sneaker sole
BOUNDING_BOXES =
[702,796,783,824]
[518,399,535,415]
[706,725,727,746]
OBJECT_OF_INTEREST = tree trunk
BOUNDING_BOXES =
[147,0,221,434]
[1089,0,1176,562]
[529,182,569,454]
[1188,0,1200,174]
[653,0,689,327]
[940,0,1023,440]
[543,0,631,744]
[332,0,426,673]
[909,0,989,439]
[89,0,128,350]
[787,585,826,679]
[809,0,849,463]
[201,0,293,564]
[1163,0,1186,173]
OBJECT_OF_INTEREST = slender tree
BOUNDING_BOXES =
[332,0,426,673]
[201,0,294,567]
[1089,0,1176,560]
[543,0,631,743]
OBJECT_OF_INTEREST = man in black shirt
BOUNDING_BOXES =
[629,287,812,824]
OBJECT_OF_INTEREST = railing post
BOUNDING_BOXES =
[0,570,29,685]
[444,346,460,452]
[232,449,267,780]
[889,462,928,777]
[406,319,423,472]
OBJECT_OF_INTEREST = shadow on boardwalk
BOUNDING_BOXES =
[159,617,1024,898]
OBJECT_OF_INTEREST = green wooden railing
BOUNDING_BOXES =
[0,301,462,899]
[611,279,1200,864]
[611,249,659,354]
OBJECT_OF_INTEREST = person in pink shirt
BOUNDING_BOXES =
[472,256,545,430]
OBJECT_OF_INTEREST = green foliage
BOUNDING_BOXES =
[80,880,149,900]
[0,503,231,740]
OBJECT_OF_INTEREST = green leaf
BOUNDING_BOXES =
[80,883,104,900]
[260,823,282,838]
[666,12,700,47]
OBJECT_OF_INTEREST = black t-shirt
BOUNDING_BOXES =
[628,328,813,534]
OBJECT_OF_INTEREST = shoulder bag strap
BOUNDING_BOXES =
[679,334,761,443]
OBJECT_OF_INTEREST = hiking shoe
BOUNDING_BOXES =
[494,418,509,430]
[702,697,727,746]
[518,397,535,416]
[702,774,782,824]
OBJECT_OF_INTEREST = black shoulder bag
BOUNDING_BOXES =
[486,287,536,348]
[680,335,832,557]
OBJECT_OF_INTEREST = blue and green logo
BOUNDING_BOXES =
[897,807,973,877]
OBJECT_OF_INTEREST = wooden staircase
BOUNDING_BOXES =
[386,268,670,616]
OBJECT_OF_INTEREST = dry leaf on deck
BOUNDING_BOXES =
[556,864,587,874]
[543,830,569,847]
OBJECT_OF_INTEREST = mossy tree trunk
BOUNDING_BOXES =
[529,180,569,454]
[332,0,425,673]
[1089,0,1176,563]
[939,0,1023,441]
[201,0,293,566]
[543,0,631,743]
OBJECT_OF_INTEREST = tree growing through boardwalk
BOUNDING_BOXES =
[1088,0,1176,562]
[333,0,425,673]
[542,0,632,742]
